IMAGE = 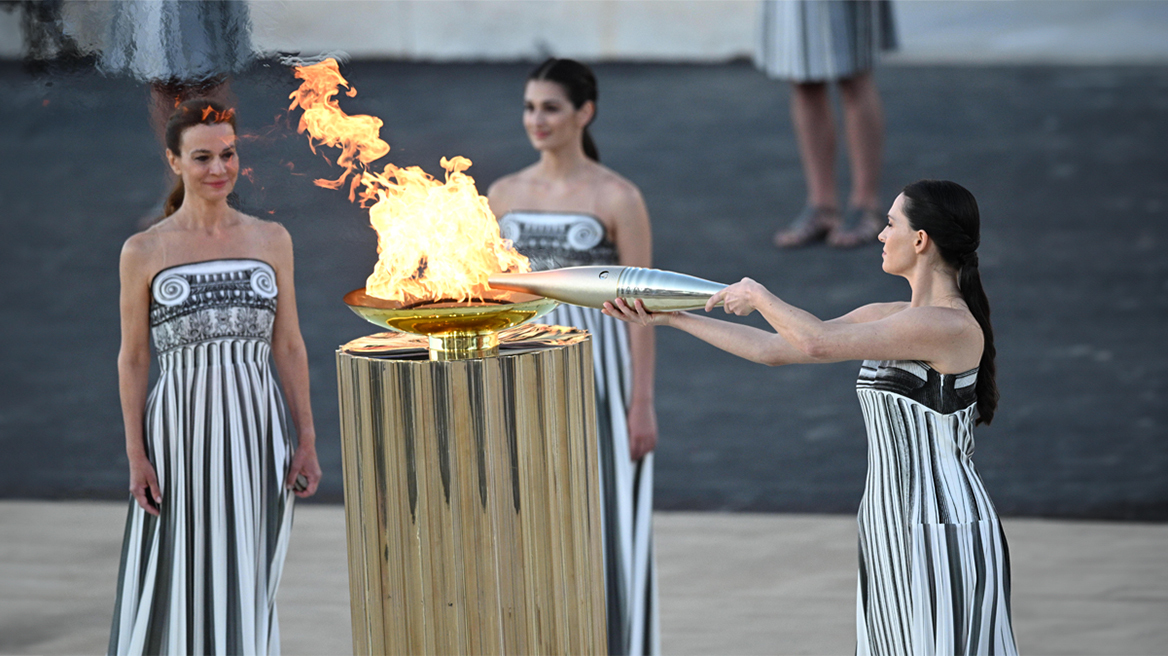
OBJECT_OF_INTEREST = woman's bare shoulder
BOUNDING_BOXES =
[243,216,293,265]
[594,165,642,198]
[248,214,289,236]
[916,304,982,335]
[121,223,171,267]
[592,165,646,216]
[487,165,539,199]
[832,301,910,324]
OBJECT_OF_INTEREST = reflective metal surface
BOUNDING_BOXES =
[487,265,727,312]
[336,326,607,655]
[342,288,559,360]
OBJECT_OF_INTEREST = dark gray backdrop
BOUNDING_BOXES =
[1,60,1164,519]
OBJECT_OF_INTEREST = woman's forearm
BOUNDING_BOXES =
[753,293,832,359]
[669,311,815,366]
[273,340,316,448]
[627,323,655,404]
[118,354,150,459]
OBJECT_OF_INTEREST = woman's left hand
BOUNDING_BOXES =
[627,398,658,461]
[602,298,673,326]
[707,277,767,316]
[286,442,323,498]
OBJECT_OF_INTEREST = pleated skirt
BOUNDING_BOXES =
[100,0,254,83]
[541,306,660,656]
[757,0,898,82]
[109,339,295,656]
[854,392,1017,655]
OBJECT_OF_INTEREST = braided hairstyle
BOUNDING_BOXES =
[528,58,600,162]
[162,99,238,218]
[901,180,999,425]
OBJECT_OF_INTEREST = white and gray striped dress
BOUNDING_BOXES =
[109,259,296,656]
[499,211,660,656]
[101,0,254,84]
[855,360,1017,656]
[757,0,897,82]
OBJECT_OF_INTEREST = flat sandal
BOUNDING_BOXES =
[828,206,883,248]
[773,206,839,249]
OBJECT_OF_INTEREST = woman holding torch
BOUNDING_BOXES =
[605,180,1017,655]
[488,58,659,656]
[109,99,320,655]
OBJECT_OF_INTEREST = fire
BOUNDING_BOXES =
[288,58,528,303]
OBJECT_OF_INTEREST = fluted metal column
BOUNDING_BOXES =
[336,326,607,655]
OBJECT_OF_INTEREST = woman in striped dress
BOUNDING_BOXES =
[488,58,660,656]
[606,180,1018,655]
[109,99,320,655]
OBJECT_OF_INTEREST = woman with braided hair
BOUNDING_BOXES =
[605,180,1017,654]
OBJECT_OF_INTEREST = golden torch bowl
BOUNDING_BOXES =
[343,288,560,360]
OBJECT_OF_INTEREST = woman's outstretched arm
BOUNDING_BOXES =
[711,278,977,367]
[607,300,839,367]
[604,285,910,367]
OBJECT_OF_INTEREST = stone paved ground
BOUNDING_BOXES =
[3,502,1167,655]
[1,59,1165,518]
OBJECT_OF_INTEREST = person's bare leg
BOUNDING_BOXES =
[830,71,885,247]
[792,81,838,210]
[838,71,883,211]
[774,81,839,247]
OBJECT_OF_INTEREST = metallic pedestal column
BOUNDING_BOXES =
[336,326,607,655]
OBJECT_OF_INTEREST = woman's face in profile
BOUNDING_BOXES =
[523,80,590,153]
[879,193,916,275]
[169,122,239,201]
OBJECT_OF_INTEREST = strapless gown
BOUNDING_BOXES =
[855,360,1017,655]
[500,211,659,656]
[109,259,295,656]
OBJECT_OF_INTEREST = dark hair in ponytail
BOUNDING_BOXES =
[528,58,600,162]
[901,180,999,425]
[162,99,238,217]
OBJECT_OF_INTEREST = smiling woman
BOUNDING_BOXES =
[159,101,239,218]
[108,99,320,655]
[487,59,660,655]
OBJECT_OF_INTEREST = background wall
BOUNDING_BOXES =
[3,1,1168,64]
[248,0,757,62]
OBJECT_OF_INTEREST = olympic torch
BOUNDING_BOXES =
[487,266,727,312]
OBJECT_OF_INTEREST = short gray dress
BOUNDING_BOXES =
[757,0,897,82]
[101,0,253,83]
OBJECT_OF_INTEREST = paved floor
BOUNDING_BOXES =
[2,501,1166,656]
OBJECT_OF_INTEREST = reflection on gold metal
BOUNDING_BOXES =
[337,326,607,655]
[488,265,727,312]
[342,288,560,360]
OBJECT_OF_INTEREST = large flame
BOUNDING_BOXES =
[288,58,528,303]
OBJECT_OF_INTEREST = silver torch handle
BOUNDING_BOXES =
[487,266,727,312]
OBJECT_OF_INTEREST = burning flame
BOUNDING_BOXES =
[288,58,528,303]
